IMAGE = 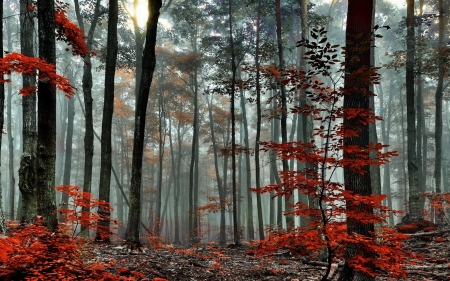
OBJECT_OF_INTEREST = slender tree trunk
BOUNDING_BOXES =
[239,81,254,240]
[19,0,37,223]
[228,0,240,245]
[254,1,264,239]
[37,0,58,231]
[0,1,6,233]
[62,71,76,206]
[74,0,101,235]
[379,81,394,225]
[434,0,444,197]
[207,96,226,245]
[97,0,119,242]
[5,18,15,220]
[406,0,420,221]
[126,0,162,244]
[416,0,426,211]
[155,91,165,234]
[275,0,294,231]
[170,118,181,245]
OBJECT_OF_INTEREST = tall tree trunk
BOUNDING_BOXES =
[155,91,165,234]
[275,0,294,231]
[170,117,181,245]
[338,1,375,280]
[254,1,264,240]
[239,80,254,240]
[0,1,6,233]
[126,0,162,244]
[406,0,420,221]
[6,17,15,220]
[378,81,394,225]
[19,0,37,223]
[416,0,426,211]
[228,0,240,246]
[61,70,76,205]
[434,0,444,197]
[188,71,199,242]
[207,96,226,245]
[37,0,58,231]
[97,0,119,242]
[74,0,101,235]
[369,0,380,197]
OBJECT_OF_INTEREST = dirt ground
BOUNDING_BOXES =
[94,231,450,281]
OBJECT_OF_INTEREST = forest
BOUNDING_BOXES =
[0,0,450,280]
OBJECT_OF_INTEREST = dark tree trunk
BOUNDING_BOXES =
[37,0,58,231]
[254,2,264,240]
[97,0,119,242]
[62,71,76,205]
[207,96,226,245]
[0,1,6,233]
[239,83,254,240]
[338,1,375,280]
[275,0,294,231]
[228,0,240,246]
[19,0,37,223]
[416,0,426,210]
[126,0,162,244]
[74,0,101,235]
[406,0,420,221]
[155,91,165,234]
[434,0,444,197]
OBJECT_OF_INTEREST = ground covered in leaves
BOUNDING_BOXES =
[92,231,450,281]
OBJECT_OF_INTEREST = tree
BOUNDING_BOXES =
[18,0,37,224]
[74,0,102,235]
[275,0,294,232]
[126,0,163,244]
[256,27,409,280]
[434,0,444,198]
[97,0,119,242]
[406,0,420,222]
[0,0,6,233]
[37,0,58,231]
[338,1,376,280]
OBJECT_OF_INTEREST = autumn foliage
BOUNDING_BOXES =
[57,185,118,239]
[0,52,75,97]
[251,29,418,279]
[0,220,120,281]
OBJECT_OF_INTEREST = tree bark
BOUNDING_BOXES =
[207,96,226,245]
[126,0,162,244]
[97,0,119,242]
[275,0,294,231]
[338,1,375,280]
[5,16,15,220]
[406,0,420,221]
[37,0,58,231]
[19,0,37,223]
[434,0,444,197]
[74,0,101,235]
[0,1,6,233]
[228,0,240,246]
[254,1,264,239]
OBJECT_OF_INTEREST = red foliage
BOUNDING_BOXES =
[0,222,120,280]
[0,52,75,97]
[55,11,92,58]
[57,185,118,239]
[250,29,419,279]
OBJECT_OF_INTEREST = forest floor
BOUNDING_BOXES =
[94,230,450,281]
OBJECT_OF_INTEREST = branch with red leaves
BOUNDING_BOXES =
[0,52,75,97]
